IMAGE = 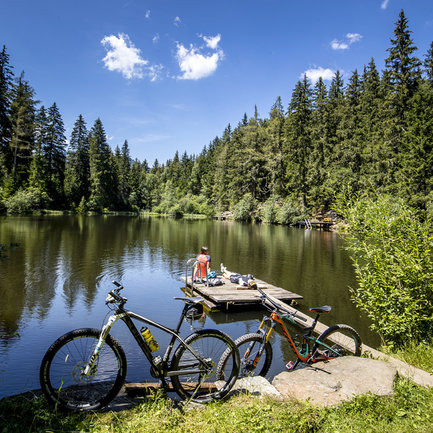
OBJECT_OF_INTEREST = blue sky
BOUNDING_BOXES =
[1,0,433,165]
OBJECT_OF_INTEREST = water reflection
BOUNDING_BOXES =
[0,216,377,398]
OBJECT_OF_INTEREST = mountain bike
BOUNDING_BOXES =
[40,281,240,412]
[217,287,361,379]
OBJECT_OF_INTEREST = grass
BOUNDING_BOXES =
[1,377,433,433]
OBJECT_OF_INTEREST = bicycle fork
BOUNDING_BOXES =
[83,312,126,376]
[247,318,275,369]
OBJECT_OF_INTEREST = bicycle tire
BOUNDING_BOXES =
[312,324,362,361]
[217,333,273,379]
[170,329,240,403]
[40,328,127,412]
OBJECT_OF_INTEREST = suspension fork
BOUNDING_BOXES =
[246,317,275,368]
[83,312,126,375]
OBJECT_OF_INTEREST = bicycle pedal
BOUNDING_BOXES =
[285,361,296,371]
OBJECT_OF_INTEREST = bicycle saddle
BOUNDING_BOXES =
[173,296,204,305]
[309,305,332,313]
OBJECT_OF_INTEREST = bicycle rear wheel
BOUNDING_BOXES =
[40,328,127,412]
[217,333,273,379]
[312,324,362,361]
[170,329,240,403]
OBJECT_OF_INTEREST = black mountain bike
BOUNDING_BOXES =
[40,281,240,411]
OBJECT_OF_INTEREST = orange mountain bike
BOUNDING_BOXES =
[217,287,362,378]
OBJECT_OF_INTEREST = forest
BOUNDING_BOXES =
[0,10,432,221]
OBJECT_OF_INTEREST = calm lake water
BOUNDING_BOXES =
[0,215,379,399]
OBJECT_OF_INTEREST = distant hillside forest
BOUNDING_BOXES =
[1,10,432,221]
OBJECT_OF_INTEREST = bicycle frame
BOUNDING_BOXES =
[85,299,213,383]
[255,309,343,365]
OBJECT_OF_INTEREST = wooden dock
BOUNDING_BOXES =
[180,271,302,311]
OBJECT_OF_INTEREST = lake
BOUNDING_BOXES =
[0,215,379,399]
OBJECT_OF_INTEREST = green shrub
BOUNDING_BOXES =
[233,193,257,222]
[263,198,279,223]
[3,188,50,215]
[276,198,303,225]
[336,193,433,347]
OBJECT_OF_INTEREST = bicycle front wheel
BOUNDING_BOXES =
[312,324,362,361]
[217,333,273,379]
[40,328,127,412]
[170,329,240,403]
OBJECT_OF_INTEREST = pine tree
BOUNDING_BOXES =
[384,9,421,195]
[64,114,90,207]
[424,41,433,84]
[28,106,49,197]
[115,139,131,208]
[308,78,330,209]
[358,59,386,191]
[385,9,421,115]
[9,72,37,189]
[265,96,286,197]
[44,102,66,206]
[284,75,312,207]
[88,118,116,211]
[334,70,363,193]
[0,45,14,180]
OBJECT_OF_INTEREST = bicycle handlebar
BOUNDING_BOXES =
[257,286,307,323]
[106,281,126,304]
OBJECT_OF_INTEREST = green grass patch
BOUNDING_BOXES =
[2,377,433,433]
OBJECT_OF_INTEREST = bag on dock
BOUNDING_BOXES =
[208,277,223,286]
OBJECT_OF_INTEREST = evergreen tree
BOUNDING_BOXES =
[384,9,421,194]
[88,118,116,211]
[29,106,49,197]
[358,59,386,191]
[424,41,433,84]
[334,70,363,193]
[0,45,14,180]
[322,71,345,203]
[265,96,286,197]
[284,75,312,207]
[9,72,37,189]
[115,139,131,208]
[308,78,330,209]
[385,9,421,115]
[44,102,66,206]
[64,114,90,207]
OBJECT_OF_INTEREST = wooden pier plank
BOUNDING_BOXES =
[180,272,302,311]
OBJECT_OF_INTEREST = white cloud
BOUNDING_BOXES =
[331,39,349,50]
[175,35,224,80]
[347,33,362,44]
[381,0,390,10]
[145,10,150,19]
[174,16,181,26]
[202,34,221,50]
[331,33,362,50]
[176,44,221,80]
[101,33,163,81]
[303,67,335,83]
[153,33,160,44]
[101,33,148,79]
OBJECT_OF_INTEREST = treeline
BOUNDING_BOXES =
[1,10,432,219]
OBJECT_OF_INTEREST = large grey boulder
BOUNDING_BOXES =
[272,356,397,407]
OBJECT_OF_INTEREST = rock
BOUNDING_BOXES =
[272,356,397,407]
[230,376,283,399]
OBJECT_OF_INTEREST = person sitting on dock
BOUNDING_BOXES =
[193,246,211,281]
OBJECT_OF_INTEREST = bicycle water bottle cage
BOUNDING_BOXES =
[309,305,332,314]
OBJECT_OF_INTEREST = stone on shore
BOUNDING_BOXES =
[272,356,397,407]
